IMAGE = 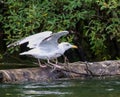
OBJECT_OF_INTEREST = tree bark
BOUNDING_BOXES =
[0,60,120,83]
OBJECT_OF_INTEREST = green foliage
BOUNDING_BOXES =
[2,0,44,45]
[0,0,120,61]
[84,0,120,60]
[1,0,93,51]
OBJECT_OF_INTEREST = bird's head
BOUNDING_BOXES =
[58,42,78,53]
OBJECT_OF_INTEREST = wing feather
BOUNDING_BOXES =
[7,31,52,48]
[39,31,69,51]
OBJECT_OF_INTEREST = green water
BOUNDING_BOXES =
[0,78,120,97]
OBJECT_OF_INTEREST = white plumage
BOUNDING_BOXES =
[8,31,77,68]
[7,31,52,48]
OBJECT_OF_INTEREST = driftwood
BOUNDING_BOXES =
[0,60,120,83]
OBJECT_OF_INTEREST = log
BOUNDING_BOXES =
[0,60,120,83]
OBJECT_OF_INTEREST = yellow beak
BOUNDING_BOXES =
[72,45,78,48]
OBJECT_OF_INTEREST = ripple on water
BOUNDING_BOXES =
[115,81,120,85]
[22,81,73,96]
[105,88,114,91]
[23,81,74,89]
[23,90,71,95]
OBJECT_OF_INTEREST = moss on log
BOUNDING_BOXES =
[0,60,120,83]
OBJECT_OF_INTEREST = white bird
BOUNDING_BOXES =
[8,31,77,68]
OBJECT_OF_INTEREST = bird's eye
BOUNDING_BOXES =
[66,44,70,46]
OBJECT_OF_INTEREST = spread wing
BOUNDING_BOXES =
[39,31,69,51]
[7,31,52,48]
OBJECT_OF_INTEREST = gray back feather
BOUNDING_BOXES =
[39,31,69,51]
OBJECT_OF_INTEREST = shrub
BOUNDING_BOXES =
[0,0,120,61]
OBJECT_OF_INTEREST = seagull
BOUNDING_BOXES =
[8,31,77,68]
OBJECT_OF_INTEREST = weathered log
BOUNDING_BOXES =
[0,60,120,83]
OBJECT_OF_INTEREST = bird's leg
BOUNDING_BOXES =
[55,58,58,64]
[63,54,69,65]
[62,55,74,78]
[47,59,56,72]
[37,59,46,68]
[50,58,58,64]
[47,59,62,69]
[54,53,62,65]
[47,59,55,67]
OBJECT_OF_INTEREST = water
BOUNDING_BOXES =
[0,78,120,97]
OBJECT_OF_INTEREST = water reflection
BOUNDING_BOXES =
[24,90,70,95]
[24,81,74,88]
[106,88,114,91]
[22,81,72,97]
[0,78,120,97]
